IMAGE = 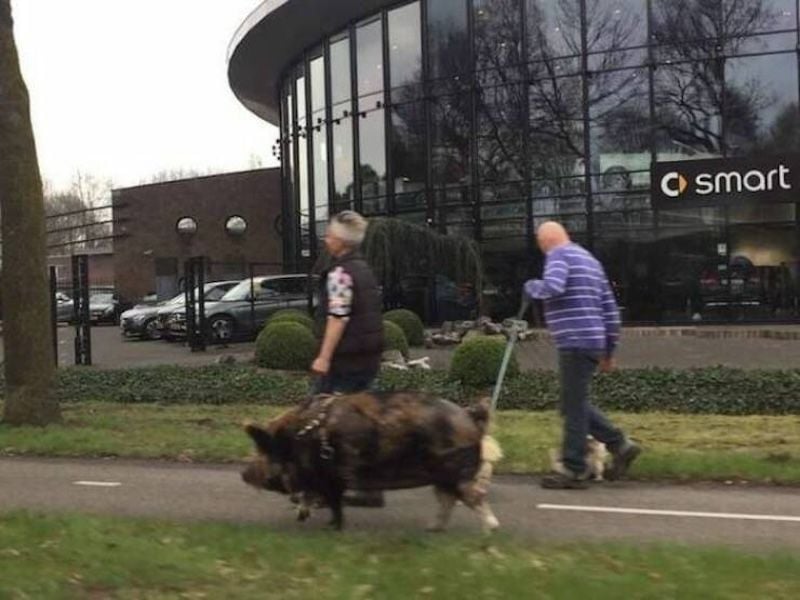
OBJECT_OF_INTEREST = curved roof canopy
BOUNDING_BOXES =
[227,0,393,124]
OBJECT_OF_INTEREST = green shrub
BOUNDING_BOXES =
[267,309,314,331]
[383,320,409,358]
[383,309,425,347]
[450,336,518,387]
[255,322,317,371]
[9,365,800,416]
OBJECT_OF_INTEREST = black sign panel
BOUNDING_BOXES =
[651,154,800,208]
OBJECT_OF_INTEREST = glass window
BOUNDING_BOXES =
[427,0,469,80]
[330,35,352,117]
[332,117,355,210]
[725,53,799,156]
[477,82,526,186]
[651,0,724,57]
[585,0,647,53]
[389,1,422,98]
[391,101,427,211]
[359,108,387,200]
[474,0,523,72]
[309,53,329,232]
[589,68,650,193]
[357,18,383,99]
[653,60,723,160]
[727,0,796,36]
[282,83,295,215]
[296,72,310,257]
[526,0,581,76]
[529,73,584,183]
[431,93,472,189]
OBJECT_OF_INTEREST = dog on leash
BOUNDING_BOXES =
[549,436,609,481]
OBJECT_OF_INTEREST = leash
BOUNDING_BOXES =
[490,293,531,414]
[296,393,338,460]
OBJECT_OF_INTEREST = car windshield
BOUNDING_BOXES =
[220,279,259,302]
[90,293,114,303]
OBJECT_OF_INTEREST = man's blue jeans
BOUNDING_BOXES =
[558,349,625,476]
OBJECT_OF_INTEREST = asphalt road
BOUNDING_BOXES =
[2,457,799,551]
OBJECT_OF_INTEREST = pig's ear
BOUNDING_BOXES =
[244,422,273,453]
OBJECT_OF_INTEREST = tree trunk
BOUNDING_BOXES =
[0,0,60,425]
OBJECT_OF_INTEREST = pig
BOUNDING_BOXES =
[241,391,502,532]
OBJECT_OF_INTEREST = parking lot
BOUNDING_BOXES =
[2,321,800,372]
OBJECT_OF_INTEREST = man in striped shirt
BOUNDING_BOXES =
[524,221,641,489]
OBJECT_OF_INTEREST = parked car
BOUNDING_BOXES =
[55,288,121,325]
[164,274,318,343]
[121,280,240,340]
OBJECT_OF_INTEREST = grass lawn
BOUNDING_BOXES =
[1,402,800,483]
[0,511,799,599]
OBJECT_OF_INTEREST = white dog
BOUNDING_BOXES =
[549,436,609,481]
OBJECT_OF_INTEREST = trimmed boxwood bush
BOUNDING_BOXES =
[384,320,409,358]
[7,365,800,415]
[267,309,314,331]
[255,322,317,371]
[384,309,425,347]
[449,335,518,387]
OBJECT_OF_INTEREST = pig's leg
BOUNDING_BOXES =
[456,482,500,533]
[427,486,457,532]
[320,483,345,530]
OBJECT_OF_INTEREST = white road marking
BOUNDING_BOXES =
[537,503,800,523]
[72,481,122,487]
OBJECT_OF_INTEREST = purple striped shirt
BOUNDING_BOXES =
[524,243,620,355]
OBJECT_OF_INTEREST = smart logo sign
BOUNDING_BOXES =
[651,155,800,207]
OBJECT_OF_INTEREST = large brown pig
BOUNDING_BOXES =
[242,391,502,531]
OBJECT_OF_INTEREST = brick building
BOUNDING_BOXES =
[48,248,115,291]
[112,168,283,304]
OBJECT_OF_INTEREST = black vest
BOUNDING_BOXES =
[316,251,384,373]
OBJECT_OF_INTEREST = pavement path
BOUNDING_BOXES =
[3,325,800,371]
[2,457,799,551]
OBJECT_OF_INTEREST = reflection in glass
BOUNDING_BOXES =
[389,1,422,96]
[431,94,471,188]
[357,19,383,98]
[725,53,799,156]
[359,108,387,200]
[391,102,426,211]
[330,35,352,117]
[428,0,469,80]
[296,73,310,257]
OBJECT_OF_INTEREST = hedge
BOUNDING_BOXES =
[383,320,410,358]
[267,309,314,331]
[2,365,799,415]
[255,322,317,371]
[450,335,518,387]
[383,309,425,347]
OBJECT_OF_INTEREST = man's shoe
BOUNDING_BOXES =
[606,441,642,481]
[343,490,385,507]
[540,472,589,490]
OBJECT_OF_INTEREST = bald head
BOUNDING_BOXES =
[536,221,570,253]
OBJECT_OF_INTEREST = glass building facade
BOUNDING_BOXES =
[278,0,800,323]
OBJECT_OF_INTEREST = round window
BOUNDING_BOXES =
[176,216,198,236]
[225,215,248,236]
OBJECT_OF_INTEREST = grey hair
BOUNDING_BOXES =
[329,210,368,246]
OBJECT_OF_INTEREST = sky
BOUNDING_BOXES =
[11,0,279,193]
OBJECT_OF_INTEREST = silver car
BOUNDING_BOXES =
[120,280,239,340]
[165,274,318,343]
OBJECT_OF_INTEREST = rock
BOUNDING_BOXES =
[424,333,435,349]
[483,322,503,336]
[216,355,237,365]
[432,333,460,346]
[454,320,476,335]
[406,356,432,370]
[440,321,455,334]
[382,349,406,365]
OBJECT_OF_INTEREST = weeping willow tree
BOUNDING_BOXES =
[314,217,484,317]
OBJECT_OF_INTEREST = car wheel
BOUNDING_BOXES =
[143,318,162,341]
[207,315,236,343]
